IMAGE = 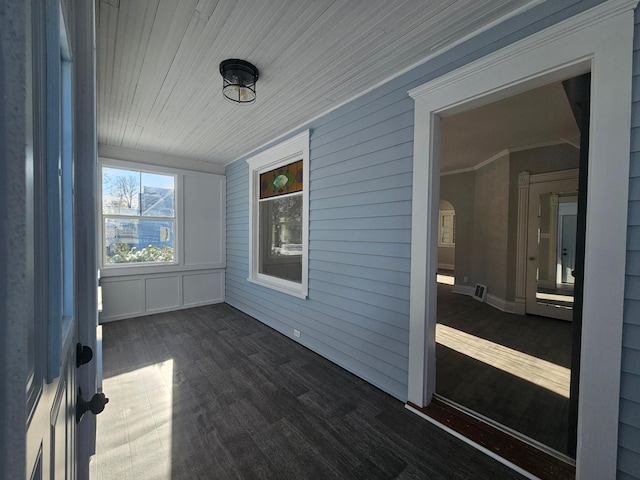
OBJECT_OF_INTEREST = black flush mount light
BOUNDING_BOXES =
[220,59,259,105]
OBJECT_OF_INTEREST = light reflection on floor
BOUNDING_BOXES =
[436,273,570,397]
[436,324,570,398]
[92,360,174,480]
[436,274,455,285]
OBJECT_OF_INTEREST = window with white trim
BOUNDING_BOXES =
[100,164,177,266]
[439,210,455,246]
[247,130,309,298]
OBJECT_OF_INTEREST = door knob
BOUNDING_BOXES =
[76,388,109,424]
[528,256,536,261]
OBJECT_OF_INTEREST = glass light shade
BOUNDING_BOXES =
[220,59,259,105]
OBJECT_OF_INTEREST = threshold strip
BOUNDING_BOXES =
[406,398,575,480]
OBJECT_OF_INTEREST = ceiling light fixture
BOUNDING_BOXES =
[219,59,259,105]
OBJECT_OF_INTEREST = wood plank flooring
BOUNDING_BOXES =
[436,282,573,456]
[93,303,525,480]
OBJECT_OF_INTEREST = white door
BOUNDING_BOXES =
[25,1,100,478]
[525,178,578,321]
[558,202,578,285]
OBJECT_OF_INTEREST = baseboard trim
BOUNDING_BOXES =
[451,285,474,296]
[486,294,526,315]
[449,286,524,315]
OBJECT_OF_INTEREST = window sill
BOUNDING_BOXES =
[248,275,308,299]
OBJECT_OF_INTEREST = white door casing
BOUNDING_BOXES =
[407,1,636,478]
[526,172,588,321]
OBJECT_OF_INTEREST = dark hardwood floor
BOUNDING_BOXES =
[94,303,525,480]
[436,282,573,456]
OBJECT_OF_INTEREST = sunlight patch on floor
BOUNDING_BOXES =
[536,292,573,305]
[437,274,455,285]
[93,360,174,480]
[436,324,570,398]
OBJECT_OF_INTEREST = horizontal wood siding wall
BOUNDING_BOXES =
[225,111,413,399]
[225,0,605,403]
[619,8,640,480]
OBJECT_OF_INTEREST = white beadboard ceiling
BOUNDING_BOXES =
[97,0,543,166]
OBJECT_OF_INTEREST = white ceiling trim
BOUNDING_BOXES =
[440,139,578,177]
[98,144,226,175]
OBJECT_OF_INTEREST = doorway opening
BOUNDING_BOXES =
[434,76,588,459]
[407,5,633,477]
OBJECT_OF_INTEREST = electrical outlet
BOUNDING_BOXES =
[294,329,301,338]
[464,276,468,283]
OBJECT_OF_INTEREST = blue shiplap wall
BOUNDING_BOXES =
[225,104,415,399]
[225,0,607,405]
[618,7,640,480]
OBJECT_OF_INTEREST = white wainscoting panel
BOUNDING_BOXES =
[183,173,225,268]
[145,276,181,312]
[100,269,224,323]
[183,271,224,307]
[101,279,144,319]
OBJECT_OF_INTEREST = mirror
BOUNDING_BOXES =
[535,192,577,310]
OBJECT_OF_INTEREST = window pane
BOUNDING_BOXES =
[141,172,175,217]
[62,60,74,318]
[439,212,455,245]
[259,195,302,283]
[102,167,140,215]
[104,218,175,264]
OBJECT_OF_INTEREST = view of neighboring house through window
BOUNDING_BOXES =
[101,166,176,265]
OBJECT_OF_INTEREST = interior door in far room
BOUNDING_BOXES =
[525,176,578,321]
[558,200,577,286]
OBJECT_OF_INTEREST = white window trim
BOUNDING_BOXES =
[246,130,310,299]
[98,158,180,274]
[406,1,636,478]
[438,209,455,247]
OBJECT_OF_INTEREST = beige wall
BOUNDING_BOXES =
[473,153,510,300]
[438,246,455,268]
[441,143,579,304]
[440,171,476,287]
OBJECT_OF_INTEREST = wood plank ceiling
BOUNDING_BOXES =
[97,0,540,166]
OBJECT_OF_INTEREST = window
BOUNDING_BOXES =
[101,165,176,266]
[247,130,309,298]
[439,210,455,246]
